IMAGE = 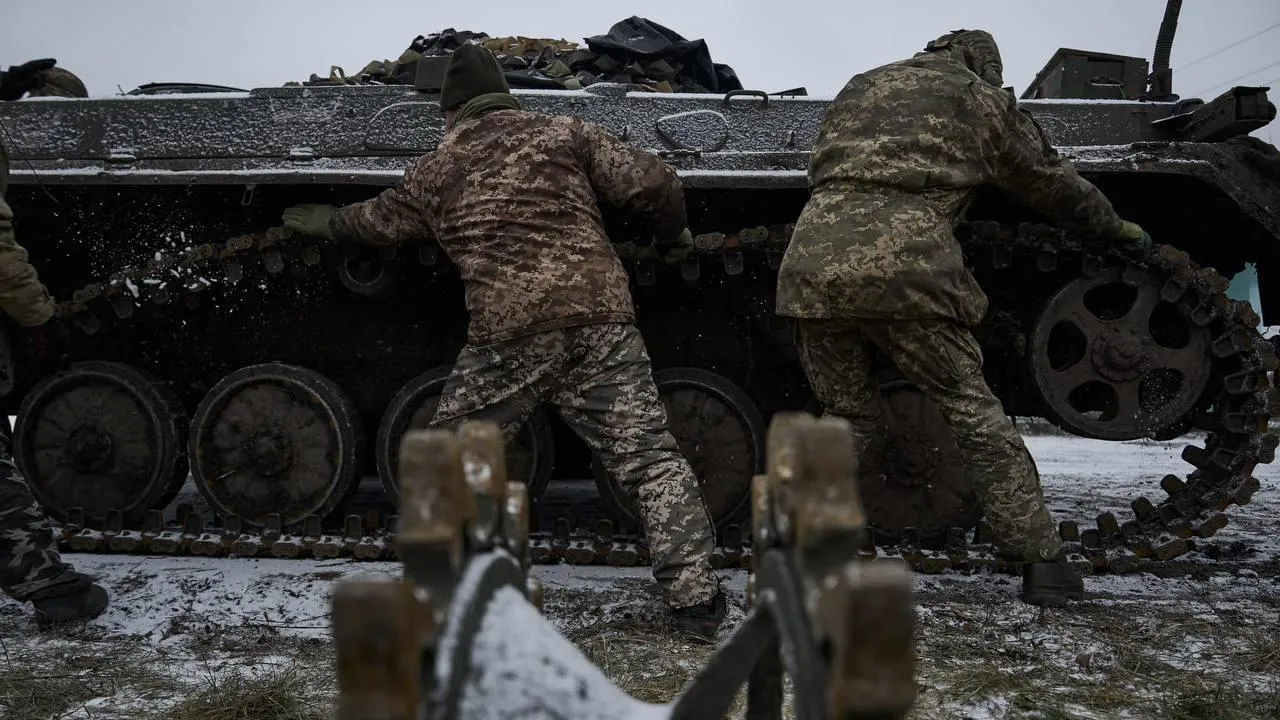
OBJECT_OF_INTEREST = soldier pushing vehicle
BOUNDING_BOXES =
[775,29,1154,606]
[282,43,725,640]
[0,58,108,627]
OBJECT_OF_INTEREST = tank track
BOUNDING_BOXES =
[42,219,1280,577]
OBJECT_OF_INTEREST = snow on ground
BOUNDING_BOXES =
[2,431,1279,719]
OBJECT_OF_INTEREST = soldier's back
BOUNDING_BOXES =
[810,53,999,197]
[775,54,1001,324]
[422,109,636,345]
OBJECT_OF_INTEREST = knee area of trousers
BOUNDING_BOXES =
[601,444,685,474]
[950,421,1025,455]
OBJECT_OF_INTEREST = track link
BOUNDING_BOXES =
[40,219,1280,576]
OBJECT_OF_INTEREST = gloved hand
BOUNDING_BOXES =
[281,203,337,238]
[1116,220,1153,255]
[0,59,57,101]
[659,227,695,266]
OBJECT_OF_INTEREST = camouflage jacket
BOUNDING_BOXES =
[775,52,1125,325]
[0,136,56,327]
[331,108,686,345]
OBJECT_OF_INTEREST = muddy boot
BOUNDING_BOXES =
[670,591,726,643]
[28,575,108,629]
[1021,554,1084,607]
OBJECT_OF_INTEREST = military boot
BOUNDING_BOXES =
[670,590,726,644]
[1021,553,1084,607]
[28,574,109,629]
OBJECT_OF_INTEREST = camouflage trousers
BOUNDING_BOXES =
[796,317,1063,562]
[0,453,77,602]
[432,322,720,608]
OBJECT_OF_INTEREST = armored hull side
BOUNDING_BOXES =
[0,73,1276,570]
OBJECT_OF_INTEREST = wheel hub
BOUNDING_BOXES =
[1091,325,1151,381]
[244,428,294,476]
[66,422,114,472]
[885,434,932,486]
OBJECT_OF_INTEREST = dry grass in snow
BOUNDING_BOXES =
[2,433,1278,719]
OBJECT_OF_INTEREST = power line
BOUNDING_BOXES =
[1192,58,1280,96]
[1180,22,1280,71]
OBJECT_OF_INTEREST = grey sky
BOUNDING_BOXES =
[3,0,1278,141]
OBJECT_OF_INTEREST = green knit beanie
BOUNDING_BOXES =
[440,44,510,113]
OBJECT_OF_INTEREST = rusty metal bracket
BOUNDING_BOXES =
[332,415,917,719]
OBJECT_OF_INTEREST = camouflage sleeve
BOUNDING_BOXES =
[573,119,687,245]
[329,155,436,246]
[0,195,55,327]
[981,88,1126,242]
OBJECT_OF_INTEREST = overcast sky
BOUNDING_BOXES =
[2,0,1278,141]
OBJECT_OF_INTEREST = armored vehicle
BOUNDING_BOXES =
[0,4,1276,569]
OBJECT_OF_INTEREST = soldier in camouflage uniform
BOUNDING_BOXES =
[775,30,1153,606]
[282,43,725,640]
[0,58,108,626]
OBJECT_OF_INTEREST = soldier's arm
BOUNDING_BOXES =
[0,195,55,326]
[981,88,1126,242]
[330,156,436,246]
[574,119,687,245]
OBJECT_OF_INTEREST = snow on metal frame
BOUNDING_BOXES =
[0,81,1195,174]
[433,549,671,719]
[1,77,1274,238]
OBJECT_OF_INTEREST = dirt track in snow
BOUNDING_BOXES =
[2,431,1279,719]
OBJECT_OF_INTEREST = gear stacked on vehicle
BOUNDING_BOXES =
[293,16,749,94]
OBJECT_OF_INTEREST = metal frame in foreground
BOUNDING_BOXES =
[331,413,918,719]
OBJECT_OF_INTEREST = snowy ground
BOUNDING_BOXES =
[2,430,1279,720]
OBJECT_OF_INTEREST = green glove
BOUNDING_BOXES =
[281,203,337,238]
[1116,220,1153,254]
[659,228,694,266]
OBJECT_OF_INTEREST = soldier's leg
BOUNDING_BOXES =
[864,319,1061,562]
[0,454,109,629]
[0,455,79,601]
[548,323,719,611]
[429,332,565,444]
[795,318,884,461]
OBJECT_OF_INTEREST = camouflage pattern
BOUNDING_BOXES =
[0,101,79,603]
[774,33,1126,324]
[0,138,56,327]
[0,456,77,601]
[925,29,1004,88]
[331,106,686,345]
[796,317,1062,561]
[328,87,716,606]
[431,322,720,608]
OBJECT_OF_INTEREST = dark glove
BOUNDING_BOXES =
[282,203,337,238]
[1115,220,1153,256]
[659,227,695,266]
[0,58,57,101]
